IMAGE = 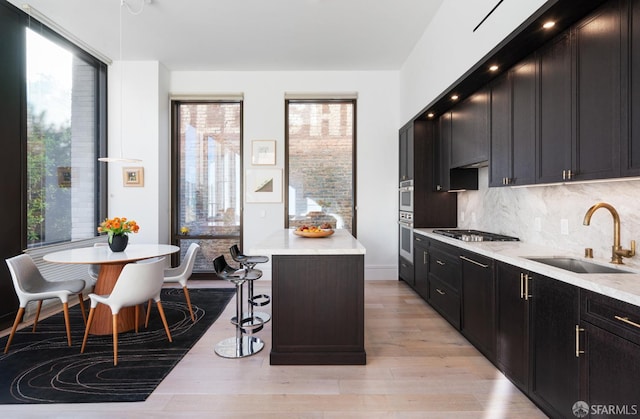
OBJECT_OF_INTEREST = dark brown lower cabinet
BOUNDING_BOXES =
[460,251,495,360]
[426,242,461,329]
[413,236,429,299]
[581,322,640,412]
[398,256,414,287]
[496,262,530,392]
[419,242,640,419]
[270,254,365,365]
[580,290,640,410]
[530,273,580,418]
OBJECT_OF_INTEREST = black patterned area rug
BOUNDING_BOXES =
[0,288,234,404]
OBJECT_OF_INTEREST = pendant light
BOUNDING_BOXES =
[98,0,150,163]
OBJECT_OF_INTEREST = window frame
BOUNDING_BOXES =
[284,98,357,237]
[170,99,244,273]
[23,19,108,248]
[0,2,107,329]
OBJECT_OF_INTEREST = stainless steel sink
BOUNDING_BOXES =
[526,257,632,274]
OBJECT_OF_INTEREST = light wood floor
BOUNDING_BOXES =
[0,280,546,418]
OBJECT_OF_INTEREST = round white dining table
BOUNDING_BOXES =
[44,244,180,335]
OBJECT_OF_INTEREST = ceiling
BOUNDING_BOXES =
[7,0,445,71]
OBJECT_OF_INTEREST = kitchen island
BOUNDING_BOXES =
[251,229,366,365]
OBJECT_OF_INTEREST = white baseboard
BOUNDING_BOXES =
[365,264,397,280]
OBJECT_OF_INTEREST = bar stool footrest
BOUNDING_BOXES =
[231,315,265,334]
[250,294,270,307]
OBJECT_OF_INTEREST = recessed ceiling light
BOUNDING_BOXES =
[451,95,459,101]
[489,65,499,72]
[427,113,434,118]
[543,21,555,29]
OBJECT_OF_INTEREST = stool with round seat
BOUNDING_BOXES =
[229,244,270,324]
[212,255,264,358]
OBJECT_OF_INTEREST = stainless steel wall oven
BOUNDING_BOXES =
[399,180,413,212]
[398,211,413,261]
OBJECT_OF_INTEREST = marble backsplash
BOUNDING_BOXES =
[456,168,640,270]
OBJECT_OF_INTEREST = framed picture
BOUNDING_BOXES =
[123,167,144,187]
[251,140,276,165]
[245,169,282,203]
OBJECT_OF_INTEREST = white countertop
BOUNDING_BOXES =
[250,229,366,256]
[415,228,640,307]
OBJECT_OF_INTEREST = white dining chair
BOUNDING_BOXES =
[148,243,199,322]
[4,254,88,353]
[81,257,173,366]
[87,242,108,283]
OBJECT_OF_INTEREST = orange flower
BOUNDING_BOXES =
[97,216,140,238]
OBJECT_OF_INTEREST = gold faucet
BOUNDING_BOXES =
[583,202,636,264]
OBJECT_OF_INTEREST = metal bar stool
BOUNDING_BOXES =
[229,244,270,324]
[212,255,264,358]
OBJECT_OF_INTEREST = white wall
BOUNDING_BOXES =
[399,0,546,122]
[169,71,400,279]
[107,61,170,245]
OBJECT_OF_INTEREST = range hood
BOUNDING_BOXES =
[449,168,479,192]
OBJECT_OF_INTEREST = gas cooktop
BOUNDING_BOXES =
[432,229,519,242]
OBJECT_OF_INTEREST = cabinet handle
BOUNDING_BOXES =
[436,260,445,266]
[562,170,566,180]
[460,255,489,268]
[567,169,573,180]
[614,315,640,329]
[575,325,585,357]
[424,251,428,265]
[520,273,525,299]
[518,273,532,300]
[415,237,423,242]
[436,288,446,295]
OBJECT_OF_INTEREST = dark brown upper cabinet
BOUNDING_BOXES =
[450,87,490,169]
[623,0,640,176]
[399,122,414,182]
[489,72,512,187]
[536,31,573,184]
[436,112,451,191]
[572,0,622,181]
[489,56,537,187]
[537,1,622,183]
[437,111,479,192]
[399,120,457,227]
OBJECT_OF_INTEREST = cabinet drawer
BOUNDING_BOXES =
[428,248,461,292]
[582,290,640,346]
[428,276,460,329]
[399,256,414,286]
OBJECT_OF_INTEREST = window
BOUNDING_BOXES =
[286,100,356,235]
[25,26,106,246]
[171,101,242,273]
